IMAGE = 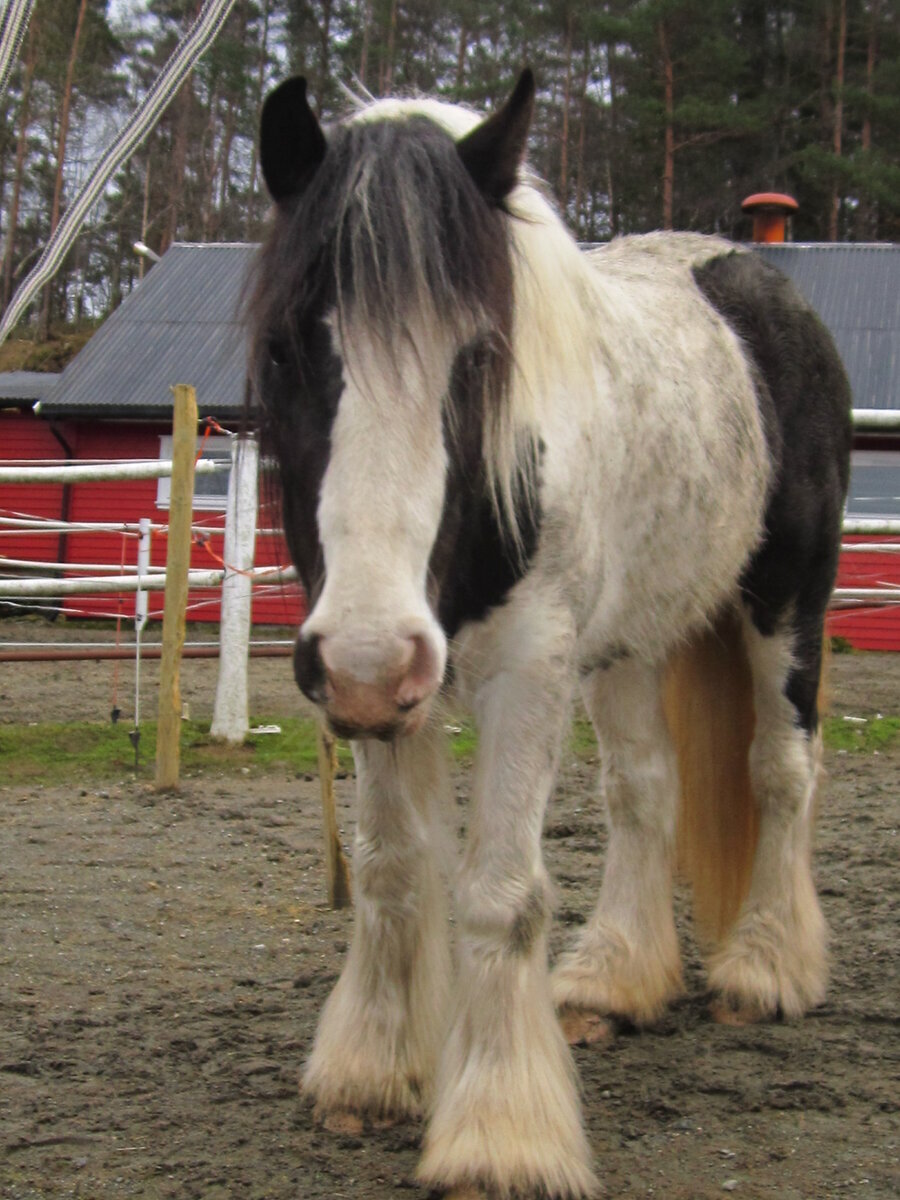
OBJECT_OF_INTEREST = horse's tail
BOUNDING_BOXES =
[662,610,758,943]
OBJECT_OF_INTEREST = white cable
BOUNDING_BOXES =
[0,0,237,343]
[0,0,35,103]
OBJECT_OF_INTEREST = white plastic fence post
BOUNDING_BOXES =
[211,434,259,744]
[134,517,151,729]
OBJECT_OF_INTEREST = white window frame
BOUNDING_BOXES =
[156,434,232,511]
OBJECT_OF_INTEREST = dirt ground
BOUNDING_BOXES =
[1,618,897,1200]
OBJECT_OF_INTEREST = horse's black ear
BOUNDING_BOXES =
[260,76,326,205]
[456,68,535,204]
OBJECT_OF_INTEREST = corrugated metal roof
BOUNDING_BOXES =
[0,370,60,403]
[42,243,257,417]
[40,239,900,417]
[755,243,900,410]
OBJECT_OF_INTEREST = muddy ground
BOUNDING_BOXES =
[1,618,897,1199]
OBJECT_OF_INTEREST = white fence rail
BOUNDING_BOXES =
[0,566,296,596]
[3,411,900,634]
[0,420,297,748]
[0,459,226,484]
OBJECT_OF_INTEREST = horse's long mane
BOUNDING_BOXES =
[250,93,597,534]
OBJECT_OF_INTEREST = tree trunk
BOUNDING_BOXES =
[246,0,271,235]
[382,0,398,94]
[317,0,332,110]
[215,96,237,238]
[359,0,372,88]
[2,25,36,312]
[659,20,675,231]
[558,7,574,206]
[39,0,89,338]
[138,158,151,282]
[456,23,468,90]
[819,0,834,236]
[162,79,193,253]
[606,42,619,236]
[211,0,247,240]
[200,86,220,241]
[827,0,846,242]
[574,42,590,236]
[856,0,879,239]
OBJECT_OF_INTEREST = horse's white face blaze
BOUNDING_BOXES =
[300,318,453,737]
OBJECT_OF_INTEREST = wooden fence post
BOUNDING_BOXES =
[155,383,197,790]
[316,725,352,909]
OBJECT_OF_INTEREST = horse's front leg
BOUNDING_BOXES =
[303,724,452,1126]
[418,625,598,1200]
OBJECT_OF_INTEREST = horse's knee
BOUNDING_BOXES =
[457,874,553,958]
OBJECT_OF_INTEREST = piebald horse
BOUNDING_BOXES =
[249,70,851,1199]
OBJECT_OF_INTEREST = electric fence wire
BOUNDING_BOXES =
[0,0,237,345]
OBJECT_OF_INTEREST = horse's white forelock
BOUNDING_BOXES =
[346,94,599,547]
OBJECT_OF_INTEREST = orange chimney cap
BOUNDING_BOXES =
[741,192,799,213]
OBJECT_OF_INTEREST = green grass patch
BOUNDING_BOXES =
[2,710,893,789]
[0,717,355,787]
[822,714,900,754]
[0,714,485,787]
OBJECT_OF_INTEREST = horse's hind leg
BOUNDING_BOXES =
[709,611,827,1022]
[303,723,452,1124]
[552,659,683,1036]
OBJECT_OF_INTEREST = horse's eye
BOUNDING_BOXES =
[268,338,290,367]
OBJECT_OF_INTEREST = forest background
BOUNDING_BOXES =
[0,0,897,368]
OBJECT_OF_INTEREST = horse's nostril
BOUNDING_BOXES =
[293,632,326,703]
[395,633,442,710]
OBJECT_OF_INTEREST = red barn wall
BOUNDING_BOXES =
[829,538,900,652]
[0,410,67,577]
[4,413,899,647]
[0,414,304,627]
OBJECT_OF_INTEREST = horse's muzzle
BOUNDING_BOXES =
[293,627,443,739]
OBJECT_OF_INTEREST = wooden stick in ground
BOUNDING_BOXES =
[155,383,197,791]
[315,725,352,909]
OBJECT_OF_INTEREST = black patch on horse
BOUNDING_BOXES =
[255,312,342,604]
[693,251,852,733]
[428,341,542,639]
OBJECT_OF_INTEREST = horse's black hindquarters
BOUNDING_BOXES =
[692,251,852,734]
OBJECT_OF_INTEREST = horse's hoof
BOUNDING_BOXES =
[709,997,770,1026]
[315,1105,404,1134]
[318,1107,365,1135]
[558,1005,613,1046]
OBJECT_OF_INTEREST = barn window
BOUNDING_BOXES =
[845,449,900,520]
[156,434,232,511]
